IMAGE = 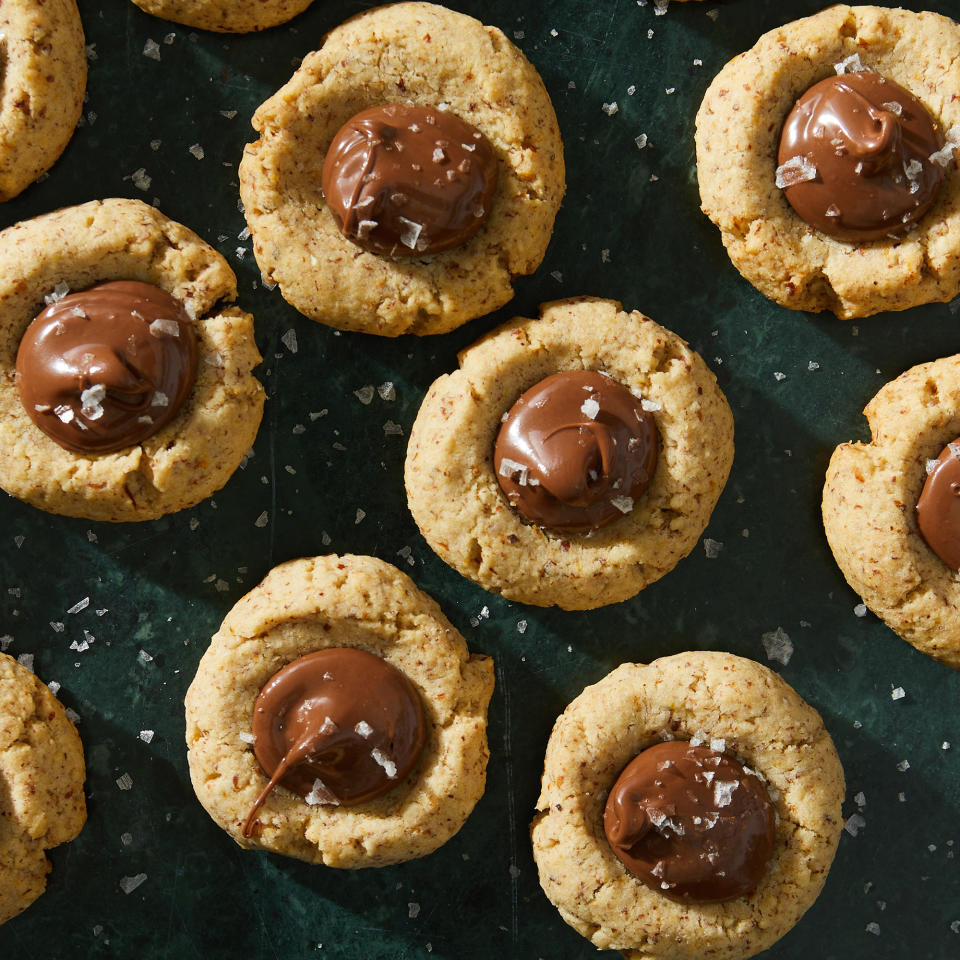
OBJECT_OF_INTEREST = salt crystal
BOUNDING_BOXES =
[398,217,422,249]
[854,603,868,617]
[773,371,787,382]
[635,133,648,150]
[926,459,940,475]
[710,737,726,753]
[116,773,133,791]
[254,511,268,528]
[79,384,106,420]
[305,778,337,805]
[0,635,12,651]
[378,381,396,401]
[152,391,169,407]
[891,686,905,701]
[149,318,180,338]
[882,101,902,116]
[354,385,375,405]
[654,0,669,14]
[808,361,820,372]
[220,109,238,120]
[120,873,148,894]
[163,32,176,44]
[896,759,911,772]
[44,281,70,305]
[517,620,528,634]
[355,509,365,524]
[239,732,255,744]
[580,397,600,419]
[408,902,421,919]
[703,538,723,559]
[713,781,738,807]
[930,142,957,167]
[139,730,154,743]
[665,87,676,96]
[499,457,529,484]
[854,791,866,808]
[943,741,952,750]
[601,102,619,116]
[640,398,661,412]
[610,495,634,514]
[775,155,817,189]
[865,922,881,936]
[47,680,61,694]
[355,721,374,738]
[142,39,161,60]
[761,627,793,665]
[383,420,404,436]
[188,144,205,160]
[67,597,90,615]
[950,920,960,934]
[371,747,398,778]
[834,53,867,75]
[17,653,34,672]
[825,204,841,218]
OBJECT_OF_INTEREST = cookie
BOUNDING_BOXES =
[0,653,86,926]
[531,651,845,960]
[238,1,565,336]
[0,198,265,522]
[0,0,86,201]
[696,5,960,319]
[184,554,495,868]
[823,354,960,669]
[404,297,734,610]
[129,0,315,33]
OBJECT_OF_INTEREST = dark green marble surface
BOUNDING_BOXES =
[1,0,959,957]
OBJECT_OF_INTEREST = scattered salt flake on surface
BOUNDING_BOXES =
[601,248,611,263]
[354,385,375,405]
[0,635,12,651]
[355,509,366,524]
[773,371,787,382]
[775,155,817,189]
[321,531,332,546]
[120,873,147,894]
[703,538,723,559]
[550,270,563,282]
[291,424,305,435]
[897,759,911,772]
[67,597,90,615]
[882,100,903,115]
[13,535,24,548]
[550,28,558,37]
[138,649,153,663]
[47,680,61,695]
[665,87,676,95]
[44,281,70,305]
[378,381,396,401]
[898,792,907,801]
[693,58,703,66]
[943,741,952,750]
[601,102,619,116]
[865,922,881,936]
[383,420,404,436]
[309,410,327,421]
[640,398,661,412]
[220,109,238,119]
[408,902,421,918]
[710,738,726,754]
[508,863,521,878]
[188,144,205,160]
[654,0,669,14]
[713,781,738,807]
[580,397,600,419]
[854,791,866,808]
[627,84,636,96]
[116,773,133,791]
[835,53,867,74]
[610,495,635,514]
[239,732,255,744]
[355,721,373,738]
[163,32,176,44]
[254,511,268,528]
[280,329,298,354]
[139,730,154,744]
[761,627,793,665]
[152,390,169,407]
[17,653,33,672]
[950,920,960,934]
[305,778,337,806]
[891,686,905,701]
[398,217,422,249]
[142,39,161,60]
[149,318,179,338]
[854,603,868,617]
[635,133,648,150]
[808,360,820,371]
[371,748,397,778]
[517,620,528,634]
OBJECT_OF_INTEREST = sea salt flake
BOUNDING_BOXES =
[152,391,169,407]
[854,603,868,617]
[517,620,528,634]
[640,398,661,412]
[635,133,648,150]
[239,732,255,744]
[865,922,881,936]
[601,102,619,116]
[120,873,147,894]
[17,653,34,672]
[710,737,726,753]
[882,101,903,116]
[408,902,421,919]
[761,627,793,665]
[835,53,867,74]
[371,748,398,778]
[499,457,529,484]
[188,143,205,160]
[773,371,787,382]
[67,597,90,615]
[44,281,70,305]
[581,397,600,419]
[142,39,161,60]
[703,538,723,559]
[808,361,821,371]
[355,721,374,738]
[383,420,404,436]
[116,773,133,791]
[220,109,238,120]
[139,730,154,743]
[305,778,337,806]
[897,759,911,772]
[825,204,841,218]
[398,217,422,249]
[354,385,375,405]
[654,0,670,14]
[610,496,635,514]
[47,680,61,694]
[254,511,268,528]
[943,741,952,750]
[891,686,905,701]
[845,813,867,837]
[854,791,866,808]
[378,381,396,401]
[149,318,180,338]
[355,509,366,524]
[280,329,298,354]
[775,156,817,189]
[714,781,738,807]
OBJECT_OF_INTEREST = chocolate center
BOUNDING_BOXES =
[604,740,777,903]
[15,280,197,454]
[777,71,946,242]
[493,370,658,534]
[321,103,498,257]
[916,438,960,569]
[242,648,426,837]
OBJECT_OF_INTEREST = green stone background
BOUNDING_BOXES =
[1,0,958,957]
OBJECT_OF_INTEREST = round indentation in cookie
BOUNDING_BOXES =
[916,439,960,569]
[777,71,946,242]
[16,281,197,454]
[322,103,498,257]
[603,740,777,904]
[493,370,658,533]
[242,648,426,835]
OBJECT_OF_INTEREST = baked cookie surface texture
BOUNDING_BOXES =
[404,298,734,610]
[0,0,87,201]
[238,1,565,336]
[823,354,960,669]
[129,0,315,33]
[0,198,265,522]
[184,554,495,868]
[696,5,960,319]
[531,651,845,960]
[0,653,86,926]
